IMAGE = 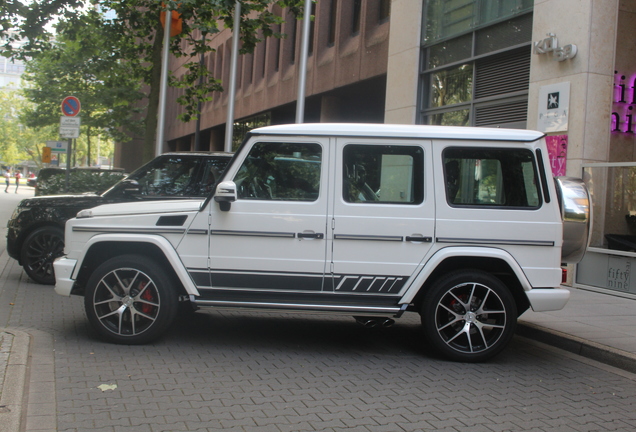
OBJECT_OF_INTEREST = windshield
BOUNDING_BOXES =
[104,155,231,198]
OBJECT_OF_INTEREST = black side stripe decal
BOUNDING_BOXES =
[72,226,186,234]
[188,269,408,294]
[211,230,296,239]
[335,234,403,242]
[436,237,555,246]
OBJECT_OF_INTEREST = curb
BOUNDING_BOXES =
[0,329,30,432]
[517,321,636,374]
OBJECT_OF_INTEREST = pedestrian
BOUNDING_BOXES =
[15,171,21,193]
[4,169,9,193]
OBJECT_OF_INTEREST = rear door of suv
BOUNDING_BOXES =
[328,138,436,305]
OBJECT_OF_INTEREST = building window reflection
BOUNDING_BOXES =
[420,1,532,128]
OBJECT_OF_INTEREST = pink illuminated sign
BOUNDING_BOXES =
[612,71,636,133]
[546,135,568,176]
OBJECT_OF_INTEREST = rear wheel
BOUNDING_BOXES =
[84,255,179,344]
[421,270,517,362]
[21,226,64,285]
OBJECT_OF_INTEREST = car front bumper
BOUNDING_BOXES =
[54,257,77,296]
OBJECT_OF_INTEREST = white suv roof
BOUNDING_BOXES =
[251,123,545,142]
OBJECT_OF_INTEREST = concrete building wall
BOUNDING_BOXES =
[384,0,423,124]
[160,2,390,153]
[527,0,619,177]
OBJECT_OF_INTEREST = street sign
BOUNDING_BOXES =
[42,147,51,163]
[61,96,81,117]
[46,141,68,152]
[59,116,80,139]
[60,127,80,139]
[60,116,81,127]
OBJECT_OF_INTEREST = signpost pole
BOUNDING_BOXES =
[156,8,172,157]
[60,96,81,192]
[66,139,72,192]
[295,0,312,124]
[224,1,241,153]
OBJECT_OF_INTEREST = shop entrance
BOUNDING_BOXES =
[576,162,636,298]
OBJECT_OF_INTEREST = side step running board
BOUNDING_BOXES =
[191,297,408,317]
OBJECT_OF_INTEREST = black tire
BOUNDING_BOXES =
[421,270,517,362]
[84,255,179,344]
[20,226,65,285]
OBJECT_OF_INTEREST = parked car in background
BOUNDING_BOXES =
[33,167,126,196]
[7,152,232,285]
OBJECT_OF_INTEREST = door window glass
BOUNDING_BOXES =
[234,142,322,201]
[443,147,540,208]
[343,145,424,204]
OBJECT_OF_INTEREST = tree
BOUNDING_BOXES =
[0,89,57,169]
[20,10,144,166]
[2,0,305,163]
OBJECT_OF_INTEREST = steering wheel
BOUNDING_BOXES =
[250,177,272,199]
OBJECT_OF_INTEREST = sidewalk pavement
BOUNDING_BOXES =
[0,330,29,432]
[1,285,635,432]
[517,286,636,373]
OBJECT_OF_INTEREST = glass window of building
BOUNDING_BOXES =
[420,0,533,128]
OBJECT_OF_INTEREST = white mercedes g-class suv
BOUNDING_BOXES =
[54,124,590,362]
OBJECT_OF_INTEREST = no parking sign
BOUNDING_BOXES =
[61,96,81,117]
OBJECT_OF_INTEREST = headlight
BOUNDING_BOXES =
[9,206,27,222]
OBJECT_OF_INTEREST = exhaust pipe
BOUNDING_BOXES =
[381,318,395,328]
[354,316,378,328]
[354,317,394,328]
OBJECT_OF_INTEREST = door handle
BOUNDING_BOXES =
[405,236,432,243]
[297,232,324,239]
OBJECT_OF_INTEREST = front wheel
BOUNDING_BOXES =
[84,255,179,344]
[421,270,517,362]
[21,226,65,285]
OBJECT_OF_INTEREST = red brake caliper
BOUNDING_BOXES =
[139,282,154,314]
[449,294,467,314]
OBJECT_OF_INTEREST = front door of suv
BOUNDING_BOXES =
[329,139,435,308]
[191,139,331,304]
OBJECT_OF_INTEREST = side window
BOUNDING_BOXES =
[343,144,424,204]
[443,147,541,208]
[234,142,322,201]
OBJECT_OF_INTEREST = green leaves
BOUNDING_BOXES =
[0,90,57,167]
[3,0,306,163]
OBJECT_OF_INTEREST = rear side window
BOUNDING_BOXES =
[343,144,424,204]
[443,147,541,208]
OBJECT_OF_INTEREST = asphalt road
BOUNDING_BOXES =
[1,188,636,432]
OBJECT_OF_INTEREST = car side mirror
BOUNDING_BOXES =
[120,179,141,195]
[214,181,237,212]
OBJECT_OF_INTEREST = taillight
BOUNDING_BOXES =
[561,267,568,284]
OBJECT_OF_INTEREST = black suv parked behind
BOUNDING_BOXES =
[33,167,126,196]
[7,152,232,285]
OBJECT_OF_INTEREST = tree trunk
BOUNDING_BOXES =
[143,24,165,164]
